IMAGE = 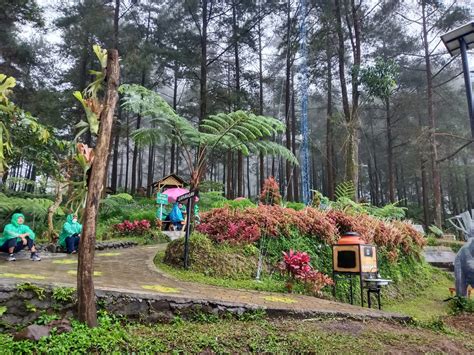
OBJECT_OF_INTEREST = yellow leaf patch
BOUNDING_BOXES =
[97,252,121,257]
[53,259,77,264]
[0,273,46,280]
[263,296,297,304]
[67,270,102,276]
[142,285,180,293]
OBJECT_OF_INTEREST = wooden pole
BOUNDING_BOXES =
[77,49,120,327]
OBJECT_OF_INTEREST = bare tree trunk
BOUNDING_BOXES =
[46,181,66,242]
[325,37,335,200]
[285,0,293,201]
[291,73,299,201]
[421,0,442,226]
[146,143,155,197]
[385,99,395,203]
[125,114,130,192]
[464,157,472,211]
[78,49,119,327]
[200,0,208,124]
[258,18,264,194]
[335,0,354,196]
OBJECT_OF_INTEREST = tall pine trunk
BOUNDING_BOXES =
[325,35,335,200]
[421,0,442,226]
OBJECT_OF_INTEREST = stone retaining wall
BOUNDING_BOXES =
[0,283,255,330]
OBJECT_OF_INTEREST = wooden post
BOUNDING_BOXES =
[77,49,120,327]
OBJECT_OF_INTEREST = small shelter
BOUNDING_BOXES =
[152,174,185,193]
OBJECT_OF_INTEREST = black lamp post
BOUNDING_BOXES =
[441,22,474,137]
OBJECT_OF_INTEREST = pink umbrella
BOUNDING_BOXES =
[163,187,189,203]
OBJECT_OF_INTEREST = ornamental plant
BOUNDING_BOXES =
[259,177,282,205]
[277,249,333,295]
[113,219,151,236]
[197,205,425,257]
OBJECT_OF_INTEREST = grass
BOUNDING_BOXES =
[1,313,472,353]
[155,251,289,293]
[384,270,453,321]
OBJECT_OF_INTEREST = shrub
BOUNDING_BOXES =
[285,202,306,211]
[127,210,157,223]
[197,205,425,257]
[199,191,227,211]
[277,250,333,295]
[213,198,255,210]
[259,177,281,205]
[113,219,151,236]
[163,233,260,278]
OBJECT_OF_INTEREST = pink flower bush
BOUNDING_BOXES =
[278,249,333,294]
[113,219,151,236]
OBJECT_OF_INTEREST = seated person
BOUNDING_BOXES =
[58,214,82,254]
[0,213,41,261]
[169,203,184,231]
[157,206,171,230]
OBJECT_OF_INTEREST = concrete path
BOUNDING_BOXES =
[0,245,408,321]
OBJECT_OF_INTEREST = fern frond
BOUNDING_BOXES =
[335,181,356,201]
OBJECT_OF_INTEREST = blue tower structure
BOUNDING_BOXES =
[299,0,311,205]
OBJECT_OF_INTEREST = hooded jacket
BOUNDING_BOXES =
[169,203,184,223]
[0,213,35,246]
[58,214,82,248]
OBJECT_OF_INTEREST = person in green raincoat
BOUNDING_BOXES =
[0,213,41,261]
[58,214,82,254]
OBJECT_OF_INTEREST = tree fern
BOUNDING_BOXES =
[120,84,298,188]
[335,181,356,201]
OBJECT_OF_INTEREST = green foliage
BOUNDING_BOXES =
[334,181,356,201]
[35,312,60,325]
[310,190,330,209]
[428,225,444,238]
[212,198,255,210]
[0,73,61,177]
[330,196,406,220]
[99,195,137,220]
[120,85,297,186]
[163,233,260,279]
[16,283,45,300]
[198,191,227,211]
[0,193,64,232]
[73,45,107,138]
[0,306,6,316]
[52,287,75,303]
[199,180,224,193]
[360,57,399,100]
[285,202,306,211]
[449,296,474,315]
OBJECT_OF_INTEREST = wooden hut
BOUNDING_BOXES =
[152,174,185,192]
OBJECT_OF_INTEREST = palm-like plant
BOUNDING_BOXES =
[119,84,298,190]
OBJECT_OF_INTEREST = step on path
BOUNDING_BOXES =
[0,245,409,321]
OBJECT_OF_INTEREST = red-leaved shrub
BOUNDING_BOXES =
[113,219,151,236]
[196,205,425,256]
[278,249,333,294]
[259,177,282,205]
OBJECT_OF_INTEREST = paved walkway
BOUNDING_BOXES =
[0,245,407,320]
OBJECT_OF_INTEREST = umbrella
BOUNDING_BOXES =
[163,187,189,203]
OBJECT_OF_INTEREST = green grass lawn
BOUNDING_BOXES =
[384,271,453,321]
